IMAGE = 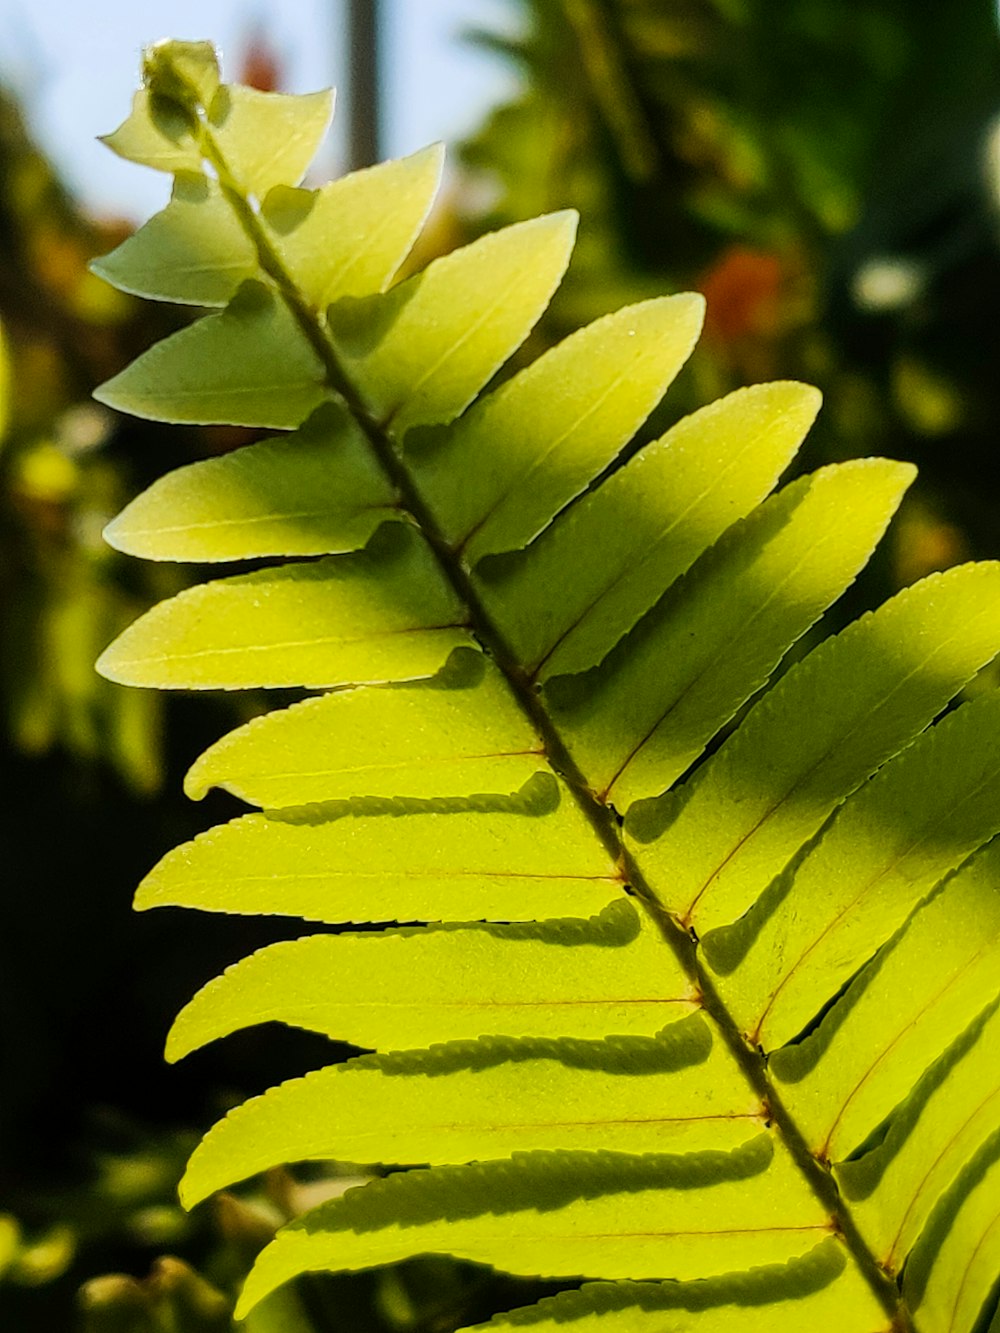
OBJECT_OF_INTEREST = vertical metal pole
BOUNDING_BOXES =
[346,0,381,168]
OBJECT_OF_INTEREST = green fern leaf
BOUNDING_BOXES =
[94,42,1000,1333]
[262,145,444,307]
[629,562,1000,933]
[164,902,692,1059]
[205,83,333,196]
[95,281,327,427]
[456,1246,887,1332]
[477,380,822,680]
[136,775,622,924]
[100,86,204,174]
[551,459,913,806]
[104,401,396,560]
[97,525,471,689]
[712,690,1000,1048]
[91,173,257,306]
[178,1014,759,1206]
[331,213,577,434]
[838,993,1000,1276]
[772,837,1000,1160]
[409,294,704,559]
[234,1137,827,1313]
[183,654,546,804]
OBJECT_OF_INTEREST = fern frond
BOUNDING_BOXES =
[96,41,1000,1333]
[477,380,822,681]
[179,1014,759,1207]
[98,524,471,689]
[183,654,547,804]
[163,901,693,1060]
[629,562,1000,933]
[136,774,622,924]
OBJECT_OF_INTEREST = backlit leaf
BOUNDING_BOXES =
[184,655,545,805]
[97,526,471,690]
[100,89,202,173]
[180,1014,762,1206]
[165,902,695,1059]
[410,295,705,560]
[93,45,1000,1332]
[552,461,913,808]
[479,382,820,679]
[208,85,333,197]
[104,402,397,561]
[94,282,327,428]
[91,173,256,307]
[262,145,444,308]
[712,693,1000,1050]
[330,213,577,434]
[236,1137,828,1316]
[137,774,623,924]
[629,563,1000,931]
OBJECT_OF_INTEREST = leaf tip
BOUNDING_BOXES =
[164,1013,198,1065]
[101,510,131,555]
[678,289,707,319]
[176,1166,206,1212]
[182,762,211,802]
[871,456,918,500]
[94,635,127,684]
[520,208,580,253]
[132,876,158,912]
[88,253,112,284]
[91,373,136,420]
[667,289,707,346]
[416,141,448,200]
[233,1250,283,1322]
[550,207,580,242]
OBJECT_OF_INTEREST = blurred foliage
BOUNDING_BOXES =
[458,0,1000,590]
[0,80,176,792]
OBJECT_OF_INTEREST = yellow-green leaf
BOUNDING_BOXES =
[458,1244,887,1333]
[263,145,444,308]
[91,173,257,307]
[94,282,326,428]
[772,838,1000,1163]
[99,89,202,173]
[137,775,623,924]
[96,526,471,690]
[236,1137,828,1317]
[630,563,1000,932]
[479,382,819,679]
[180,1014,762,1206]
[208,85,333,197]
[411,296,705,560]
[103,402,396,562]
[553,460,914,810]
[331,213,577,435]
[165,902,695,1060]
[184,655,544,805]
[714,692,1000,1051]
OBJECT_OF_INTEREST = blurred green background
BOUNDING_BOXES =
[3,1,1000,1328]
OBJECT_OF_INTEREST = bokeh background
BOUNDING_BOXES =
[2,2,1000,1329]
